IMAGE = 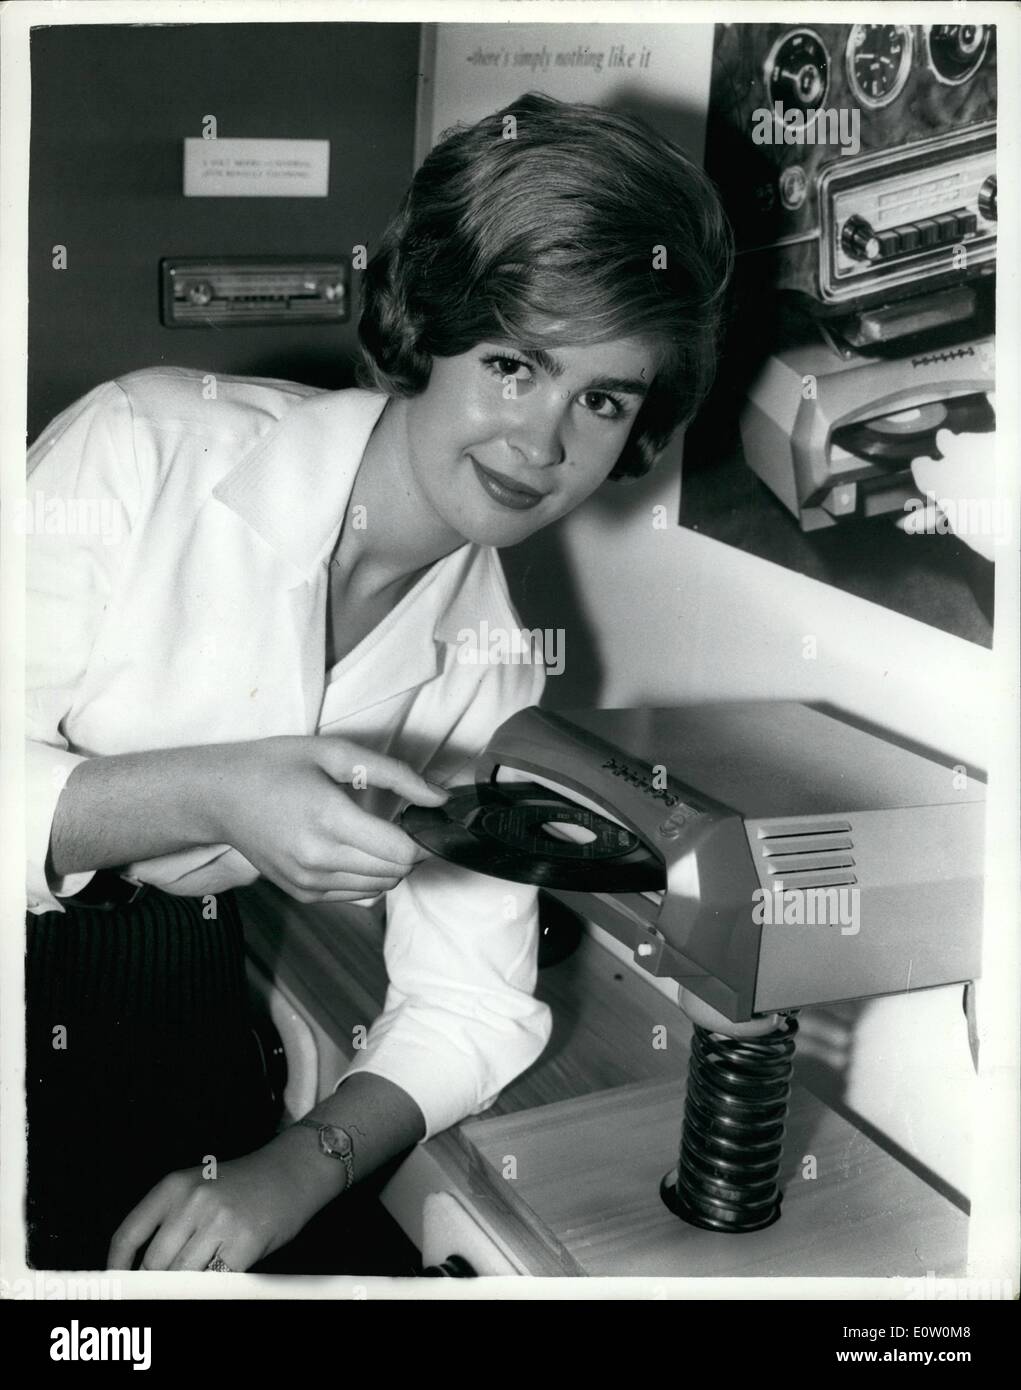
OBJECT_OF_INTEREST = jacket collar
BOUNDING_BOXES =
[212,384,517,650]
[212,387,389,583]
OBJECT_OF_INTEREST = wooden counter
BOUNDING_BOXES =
[455,1078,966,1277]
[238,881,968,1278]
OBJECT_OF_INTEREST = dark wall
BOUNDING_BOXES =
[28,22,421,441]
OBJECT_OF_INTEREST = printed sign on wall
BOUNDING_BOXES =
[423,22,714,163]
[183,138,330,197]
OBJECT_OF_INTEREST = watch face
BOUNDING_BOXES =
[319,1124,353,1158]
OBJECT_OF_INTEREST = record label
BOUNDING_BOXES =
[477,802,641,859]
[401,783,665,891]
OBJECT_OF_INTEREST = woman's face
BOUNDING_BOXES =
[400,337,660,547]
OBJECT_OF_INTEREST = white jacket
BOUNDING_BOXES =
[25,367,552,1138]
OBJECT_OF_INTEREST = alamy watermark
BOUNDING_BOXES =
[902,495,1012,546]
[50,1319,150,1371]
[5,1272,122,1299]
[892,1271,1015,1301]
[752,882,861,936]
[752,103,861,156]
[10,490,125,545]
[455,621,565,676]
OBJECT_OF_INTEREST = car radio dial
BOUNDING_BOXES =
[978,175,997,224]
[840,215,880,263]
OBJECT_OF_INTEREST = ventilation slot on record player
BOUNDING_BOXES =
[756,820,857,888]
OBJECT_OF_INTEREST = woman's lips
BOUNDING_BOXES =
[470,457,547,511]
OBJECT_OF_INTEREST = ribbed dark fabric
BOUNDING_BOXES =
[25,889,279,1271]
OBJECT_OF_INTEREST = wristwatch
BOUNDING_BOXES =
[295,1117,355,1192]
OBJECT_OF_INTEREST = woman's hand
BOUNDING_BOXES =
[903,395,1001,562]
[106,1135,325,1273]
[49,737,446,893]
[204,736,447,903]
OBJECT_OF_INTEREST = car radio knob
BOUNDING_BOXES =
[841,215,881,262]
[978,175,997,223]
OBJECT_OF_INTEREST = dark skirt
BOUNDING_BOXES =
[25,887,279,1270]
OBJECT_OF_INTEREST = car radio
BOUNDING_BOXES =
[820,124,995,309]
[705,21,997,318]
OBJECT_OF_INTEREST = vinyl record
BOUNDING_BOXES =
[833,392,994,464]
[400,782,665,891]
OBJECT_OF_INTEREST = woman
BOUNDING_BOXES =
[25,93,733,1272]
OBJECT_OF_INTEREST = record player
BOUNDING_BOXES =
[403,701,985,1231]
[738,333,995,531]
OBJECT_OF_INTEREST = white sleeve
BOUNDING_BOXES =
[24,381,143,912]
[336,660,552,1139]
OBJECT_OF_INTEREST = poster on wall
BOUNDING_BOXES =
[424,22,714,163]
[426,20,1000,648]
[686,21,998,646]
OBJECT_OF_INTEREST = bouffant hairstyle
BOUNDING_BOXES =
[357,92,733,480]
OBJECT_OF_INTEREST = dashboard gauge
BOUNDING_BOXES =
[846,24,913,109]
[765,29,830,124]
[926,25,991,85]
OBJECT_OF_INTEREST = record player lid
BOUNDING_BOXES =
[552,702,982,820]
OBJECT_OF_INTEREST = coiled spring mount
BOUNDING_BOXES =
[661,1015,799,1233]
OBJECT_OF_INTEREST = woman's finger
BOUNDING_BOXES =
[319,742,448,808]
[307,844,416,878]
[276,870,403,901]
[286,886,394,905]
[169,1228,229,1273]
[106,1178,182,1269]
[291,861,408,884]
[140,1208,201,1271]
[327,797,426,868]
[170,1216,268,1273]
[316,889,388,903]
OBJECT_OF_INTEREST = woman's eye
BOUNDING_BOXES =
[580,391,626,420]
[484,355,532,382]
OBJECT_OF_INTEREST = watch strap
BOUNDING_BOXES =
[296,1117,355,1191]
